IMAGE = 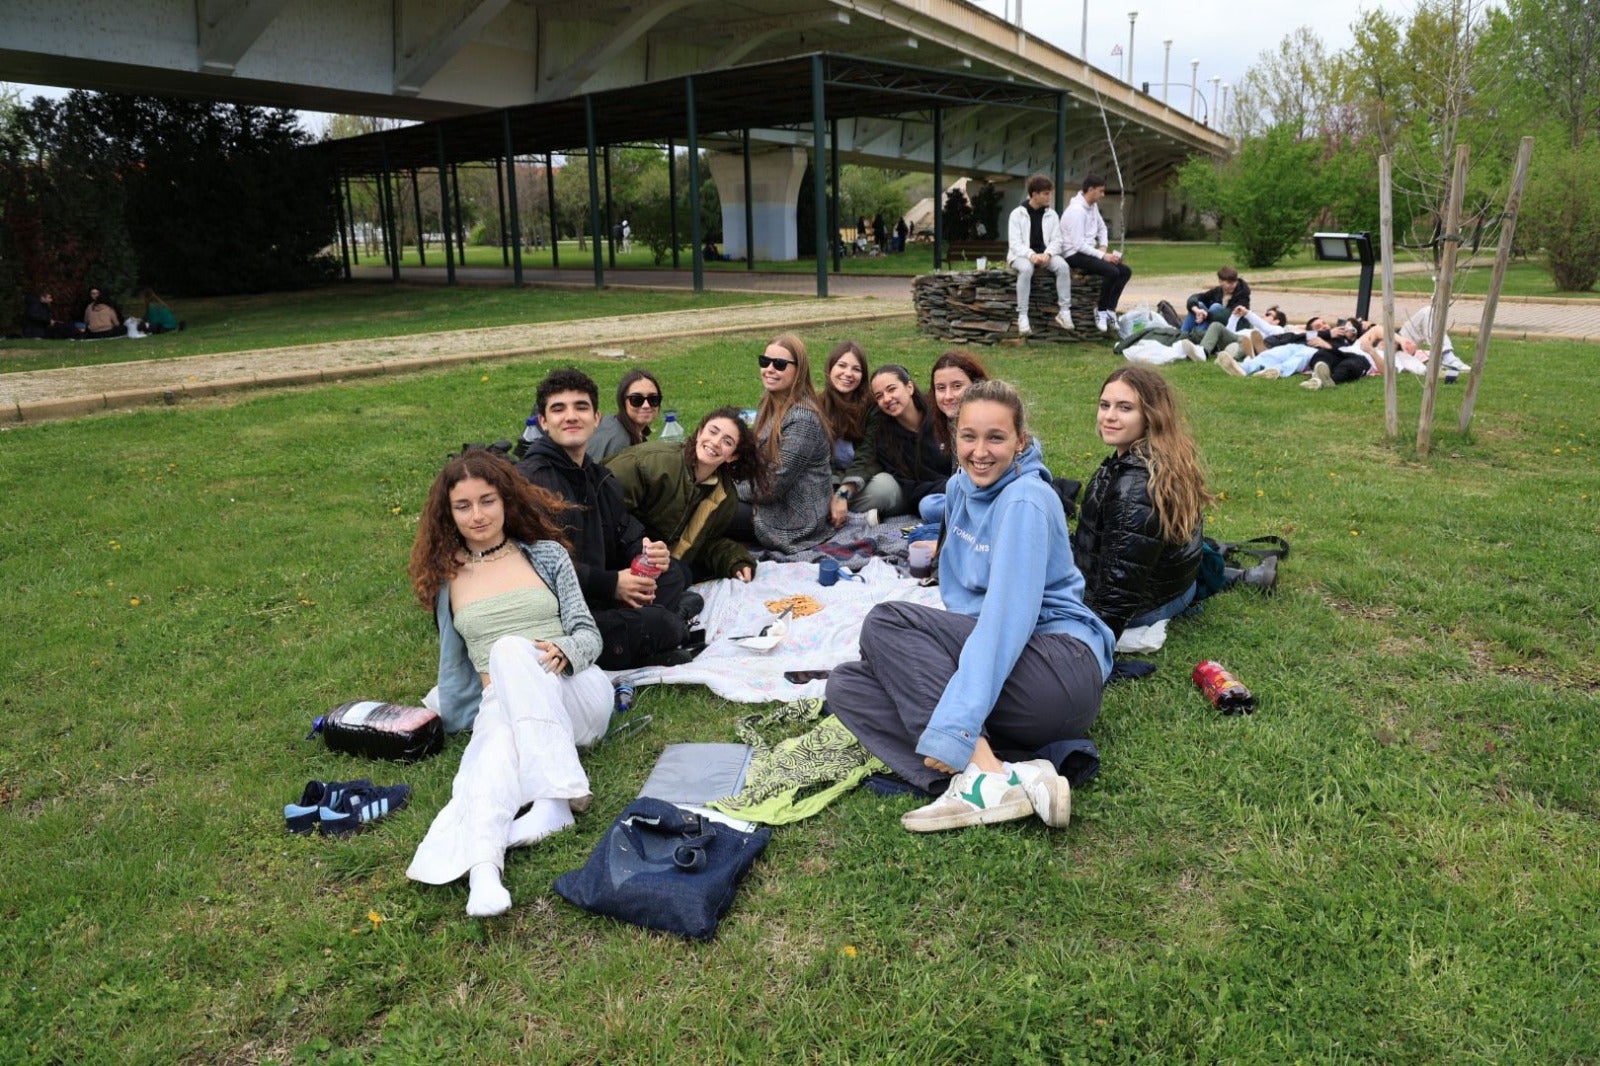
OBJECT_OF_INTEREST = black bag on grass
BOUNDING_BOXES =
[553,798,770,940]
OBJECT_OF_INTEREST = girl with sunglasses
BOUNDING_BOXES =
[604,407,772,583]
[588,369,663,463]
[731,334,834,553]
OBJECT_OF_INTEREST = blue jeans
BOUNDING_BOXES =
[1127,581,1197,629]
[1180,303,1225,333]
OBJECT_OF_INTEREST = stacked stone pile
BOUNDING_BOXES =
[913,269,1107,345]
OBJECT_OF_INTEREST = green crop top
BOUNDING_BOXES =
[452,586,563,672]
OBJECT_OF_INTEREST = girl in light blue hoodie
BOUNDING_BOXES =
[828,380,1114,833]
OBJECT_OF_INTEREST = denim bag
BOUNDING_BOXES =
[553,797,771,940]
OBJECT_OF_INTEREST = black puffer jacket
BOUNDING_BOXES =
[1071,449,1202,636]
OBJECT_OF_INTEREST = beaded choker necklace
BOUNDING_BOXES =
[466,536,511,563]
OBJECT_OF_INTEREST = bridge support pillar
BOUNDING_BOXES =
[705,147,808,262]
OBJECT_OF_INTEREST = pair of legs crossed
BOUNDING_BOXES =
[826,601,1103,793]
[1066,253,1132,319]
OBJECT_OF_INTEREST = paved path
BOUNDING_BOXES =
[4,262,1596,423]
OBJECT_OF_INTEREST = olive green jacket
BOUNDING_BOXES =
[604,439,756,578]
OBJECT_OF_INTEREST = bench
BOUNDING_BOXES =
[912,268,1108,345]
[943,239,1008,263]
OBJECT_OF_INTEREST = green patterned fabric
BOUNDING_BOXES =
[708,698,886,826]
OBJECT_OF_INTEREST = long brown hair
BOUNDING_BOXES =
[689,406,772,498]
[929,349,990,450]
[817,340,870,446]
[1099,366,1214,544]
[408,449,573,609]
[753,334,826,467]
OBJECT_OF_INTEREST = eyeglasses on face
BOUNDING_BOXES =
[625,392,661,408]
[758,355,794,372]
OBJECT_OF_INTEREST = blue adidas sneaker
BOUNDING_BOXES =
[319,782,411,836]
[285,779,373,834]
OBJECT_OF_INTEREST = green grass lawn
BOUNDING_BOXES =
[3,321,1597,1062]
[0,283,789,374]
[1305,258,1598,299]
[386,239,1328,280]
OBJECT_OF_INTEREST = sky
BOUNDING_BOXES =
[967,0,1408,124]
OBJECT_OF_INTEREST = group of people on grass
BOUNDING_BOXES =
[405,330,1275,916]
[1123,267,1469,387]
[17,286,180,341]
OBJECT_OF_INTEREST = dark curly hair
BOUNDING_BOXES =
[689,406,772,499]
[408,448,572,610]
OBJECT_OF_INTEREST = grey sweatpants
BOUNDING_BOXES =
[826,600,1105,792]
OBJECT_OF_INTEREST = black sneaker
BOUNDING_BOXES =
[284,779,373,834]
[319,782,411,836]
[1157,299,1182,328]
[677,592,705,623]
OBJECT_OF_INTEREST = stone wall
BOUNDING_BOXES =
[913,269,1107,345]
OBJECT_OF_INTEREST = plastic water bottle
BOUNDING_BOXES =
[660,410,684,441]
[521,414,542,443]
[1191,661,1256,715]
[614,683,636,715]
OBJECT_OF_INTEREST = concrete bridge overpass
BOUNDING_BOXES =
[2,0,1228,208]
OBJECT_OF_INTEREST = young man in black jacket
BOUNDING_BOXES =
[514,367,702,668]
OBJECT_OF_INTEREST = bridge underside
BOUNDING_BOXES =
[3,0,1226,191]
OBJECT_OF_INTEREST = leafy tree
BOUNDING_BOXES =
[838,165,909,233]
[1481,0,1600,147]
[941,186,975,241]
[969,181,1005,239]
[1521,139,1600,290]
[2,92,138,315]
[1230,27,1352,140]
[1177,125,1324,267]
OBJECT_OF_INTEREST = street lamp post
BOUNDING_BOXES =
[1162,38,1172,105]
[1219,83,1230,132]
[1081,0,1088,58]
[1189,59,1199,120]
[1208,76,1220,126]
[1127,12,1138,85]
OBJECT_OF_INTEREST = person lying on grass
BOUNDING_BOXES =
[405,449,612,918]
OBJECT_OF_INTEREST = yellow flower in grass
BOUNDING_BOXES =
[839,944,858,958]
[368,910,384,930]
[129,597,142,606]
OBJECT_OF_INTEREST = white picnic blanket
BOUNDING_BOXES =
[609,558,942,703]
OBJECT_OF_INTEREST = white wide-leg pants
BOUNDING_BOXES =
[407,636,611,884]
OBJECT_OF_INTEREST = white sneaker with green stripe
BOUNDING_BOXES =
[900,766,1034,832]
[1009,759,1072,828]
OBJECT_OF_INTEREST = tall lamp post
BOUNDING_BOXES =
[1219,83,1230,133]
[1189,59,1200,120]
[1209,76,1220,125]
[1081,0,1088,57]
[1127,12,1138,85]
[1162,38,1172,104]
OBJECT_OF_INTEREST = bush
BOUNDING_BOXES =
[1178,125,1329,268]
[1522,140,1600,291]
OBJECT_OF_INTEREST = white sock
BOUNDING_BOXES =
[508,798,575,848]
[466,862,512,918]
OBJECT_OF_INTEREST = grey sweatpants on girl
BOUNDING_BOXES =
[826,600,1105,792]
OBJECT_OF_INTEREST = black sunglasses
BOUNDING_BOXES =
[758,355,794,372]
[625,392,661,409]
